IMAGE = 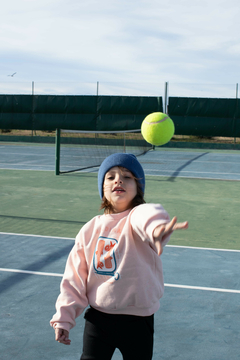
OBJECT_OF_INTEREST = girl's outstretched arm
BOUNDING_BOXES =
[153,217,188,255]
[55,328,71,345]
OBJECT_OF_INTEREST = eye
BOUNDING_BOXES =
[105,173,115,180]
[123,172,133,179]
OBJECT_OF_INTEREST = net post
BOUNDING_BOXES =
[55,128,61,175]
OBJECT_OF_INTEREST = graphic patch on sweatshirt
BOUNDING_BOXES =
[93,236,118,276]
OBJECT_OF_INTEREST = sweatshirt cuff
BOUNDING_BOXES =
[50,321,72,332]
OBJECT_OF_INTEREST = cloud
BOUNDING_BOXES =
[1,0,240,97]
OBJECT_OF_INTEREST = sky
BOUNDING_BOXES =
[1,0,240,97]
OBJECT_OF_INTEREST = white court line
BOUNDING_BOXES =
[0,167,54,171]
[0,268,63,277]
[144,168,240,176]
[1,267,240,293]
[1,232,240,252]
[0,232,74,241]
[167,244,240,253]
[143,159,240,165]
[145,173,240,182]
[0,151,54,156]
[164,283,240,294]
[0,163,54,168]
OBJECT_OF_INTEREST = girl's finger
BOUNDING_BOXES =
[164,217,177,233]
[173,221,189,231]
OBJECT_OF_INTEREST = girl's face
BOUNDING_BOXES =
[103,166,137,213]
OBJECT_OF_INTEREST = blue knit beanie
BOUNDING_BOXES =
[98,153,145,199]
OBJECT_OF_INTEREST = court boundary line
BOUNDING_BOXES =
[0,268,63,277]
[167,244,240,253]
[1,232,240,252]
[164,283,240,294]
[0,231,74,241]
[145,168,240,176]
[1,166,240,181]
[1,267,240,294]
[0,167,54,172]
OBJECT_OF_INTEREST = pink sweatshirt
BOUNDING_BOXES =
[50,203,170,332]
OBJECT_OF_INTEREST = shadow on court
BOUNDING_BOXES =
[167,152,209,181]
[0,214,86,225]
[0,243,73,295]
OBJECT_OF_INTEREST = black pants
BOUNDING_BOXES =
[80,307,154,360]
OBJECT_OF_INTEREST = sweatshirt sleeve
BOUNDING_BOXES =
[50,235,89,332]
[130,203,171,251]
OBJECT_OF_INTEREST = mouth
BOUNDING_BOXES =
[113,186,125,193]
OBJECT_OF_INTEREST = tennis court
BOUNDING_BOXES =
[0,142,240,360]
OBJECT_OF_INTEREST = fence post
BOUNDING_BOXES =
[164,81,169,114]
[234,83,238,144]
[97,81,99,96]
[31,81,35,136]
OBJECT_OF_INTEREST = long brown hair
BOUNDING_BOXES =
[100,176,145,214]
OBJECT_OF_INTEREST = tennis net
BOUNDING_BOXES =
[58,130,152,174]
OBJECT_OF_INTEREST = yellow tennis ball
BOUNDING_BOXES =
[141,112,175,146]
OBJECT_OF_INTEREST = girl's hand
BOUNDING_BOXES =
[55,328,71,345]
[153,216,188,255]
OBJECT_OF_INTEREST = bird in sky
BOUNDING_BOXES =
[8,72,16,77]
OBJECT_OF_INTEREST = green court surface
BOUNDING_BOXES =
[0,168,239,250]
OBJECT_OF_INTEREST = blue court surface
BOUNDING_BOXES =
[1,142,240,360]
[0,142,240,180]
[1,232,240,360]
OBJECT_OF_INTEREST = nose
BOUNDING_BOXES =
[115,174,123,184]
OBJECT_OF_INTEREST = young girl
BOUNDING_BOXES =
[50,153,188,360]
